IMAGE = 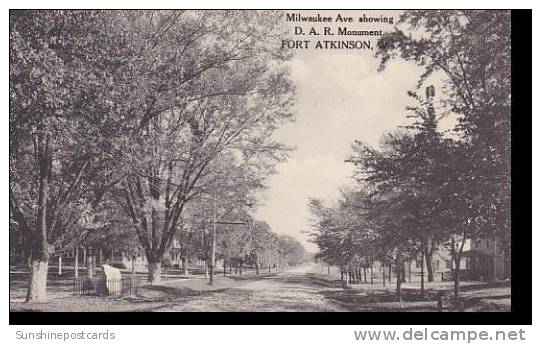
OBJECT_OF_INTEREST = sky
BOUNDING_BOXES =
[254,10,428,252]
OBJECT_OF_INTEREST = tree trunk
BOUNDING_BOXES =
[182,255,189,275]
[453,254,462,303]
[370,264,373,285]
[74,247,79,278]
[255,254,260,275]
[26,260,48,303]
[424,243,434,282]
[208,259,214,285]
[454,263,460,302]
[420,251,425,301]
[58,255,62,276]
[148,261,162,284]
[255,253,259,275]
[20,247,25,264]
[25,133,50,303]
[396,256,403,302]
[87,249,94,277]
[504,246,511,279]
[209,207,216,285]
[363,267,367,283]
[388,262,392,282]
[451,234,466,305]
[382,263,385,286]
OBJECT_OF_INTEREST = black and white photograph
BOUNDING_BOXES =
[8,8,530,326]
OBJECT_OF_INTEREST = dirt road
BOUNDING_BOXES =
[151,263,347,312]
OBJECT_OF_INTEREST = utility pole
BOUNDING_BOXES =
[201,185,251,285]
[206,196,246,285]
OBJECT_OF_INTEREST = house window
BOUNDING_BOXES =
[446,260,452,269]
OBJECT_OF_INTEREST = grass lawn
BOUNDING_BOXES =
[10,264,272,312]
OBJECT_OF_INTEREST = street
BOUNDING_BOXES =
[148,264,347,312]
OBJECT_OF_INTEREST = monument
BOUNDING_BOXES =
[100,264,122,296]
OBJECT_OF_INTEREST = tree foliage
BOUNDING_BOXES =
[310,10,511,303]
[10,10,300,300]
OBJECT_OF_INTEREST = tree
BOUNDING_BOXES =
[309,198,351,280]
[377,10,511,301]
[277,235,307,267]
[340,87,460,299]
[309,190,379,286]
[10,11,127,302]
[377,9,511,255]
[108,11,295,283]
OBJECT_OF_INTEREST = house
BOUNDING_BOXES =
[461,236,507,281]
[407,249,453,281]
[411,236,508,282]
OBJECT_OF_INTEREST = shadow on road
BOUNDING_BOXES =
[262,273,342,289]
